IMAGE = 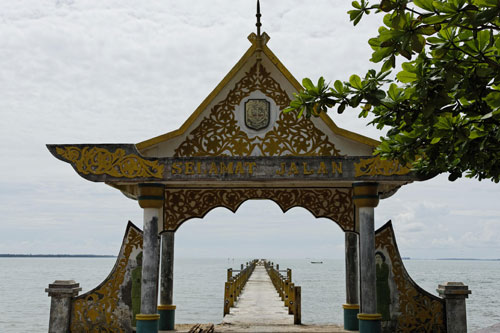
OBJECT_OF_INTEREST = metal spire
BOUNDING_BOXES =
[256,0,262,37]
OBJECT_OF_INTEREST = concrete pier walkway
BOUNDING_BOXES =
[161,263,350,332]
[222,263,293,325]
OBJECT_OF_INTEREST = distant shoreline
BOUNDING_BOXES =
[0,254,116,258]
[0,255,499,261]
[435,258,500,261]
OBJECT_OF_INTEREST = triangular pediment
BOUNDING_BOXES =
[136,32,378,159]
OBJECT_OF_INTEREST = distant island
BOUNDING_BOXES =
[0,254,116,258]
[436,258,500,261]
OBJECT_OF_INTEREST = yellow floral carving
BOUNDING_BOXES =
[376,224,445,331]
[70,225,143,332]
[354,156,410,177]
[164,188,353,231]
[174,63,341,157]
[56,146,164,178]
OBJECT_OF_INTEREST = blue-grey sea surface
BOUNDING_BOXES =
[0,257,498,331]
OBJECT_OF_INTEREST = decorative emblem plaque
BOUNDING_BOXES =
[245,99,270,130]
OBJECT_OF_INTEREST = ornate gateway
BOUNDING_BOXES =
[44,8,451,332]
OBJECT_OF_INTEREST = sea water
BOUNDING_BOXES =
[0,257,498,332]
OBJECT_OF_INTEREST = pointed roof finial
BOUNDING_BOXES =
[256,0,262,37]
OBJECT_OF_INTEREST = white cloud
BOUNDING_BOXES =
[1,1,499,260]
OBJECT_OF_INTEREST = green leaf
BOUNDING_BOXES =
[302,78,314,91]
[416,25,439,35]
[399,49,412,60]
[485,91,500,110]
[349,74,363,89]
[469,130,487,139]
[297,107,304,119]
[381,56,395,72]
[476,0,498,7]
[396,70,418,83]
[338,102,347,114]
[411,34,426,53]
[317,77,325,90]
[401,62,415,73]
[380,0,397,11]
[414,0,435,11]
[368,37,381,48]
[334,80,343,93]
[434,116,453,130]
[348,9,364,25]
[476,8,500,25]
[427,36,444,44]
[475,30,490,51]
[481,108,500,120]
[431,137,442,144]
[388,83,400,100]
[422,15,449,24]
[433,47,448,58]
[371,46,393,63]
[432,1,456,14]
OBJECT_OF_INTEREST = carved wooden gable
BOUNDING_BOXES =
[137,33,378,159]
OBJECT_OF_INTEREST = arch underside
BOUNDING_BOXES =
[164,187,354,232]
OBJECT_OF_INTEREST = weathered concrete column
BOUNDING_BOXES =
[343,232,359,331]
[353,182,381,333]
[437,282,471,333]
[137,183,163,333]
[45,280,81,333]
[158,231,175,330]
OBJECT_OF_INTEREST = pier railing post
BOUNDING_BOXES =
[294,286,301,325]
[46,280,81,333]
[224,282,231,316]
[229,277,235,308]
[280,276,284,301]
[284,279,290,307]
[437,282,471,333]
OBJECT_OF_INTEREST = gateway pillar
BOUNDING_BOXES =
[159,231,176,330]
[136,183,163,333]
[353,182,381,333]
[343,232,359,330]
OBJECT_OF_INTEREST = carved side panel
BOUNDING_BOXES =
[174,63,341,157]
[56,146,164,178]
[164,188,354,231]
[375,221,446,332]
[354,156,410,177]
[70,222,143,332]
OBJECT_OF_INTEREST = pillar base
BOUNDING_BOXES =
[136,314,160,333]
[342,304,359,331]
[158,305,176,331]
[358,313,381,333]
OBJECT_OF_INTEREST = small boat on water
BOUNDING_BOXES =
[310,261,323,264]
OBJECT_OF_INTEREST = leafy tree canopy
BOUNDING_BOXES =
[284,0,500,182]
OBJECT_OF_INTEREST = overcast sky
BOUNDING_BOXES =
[1,0,499,260]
